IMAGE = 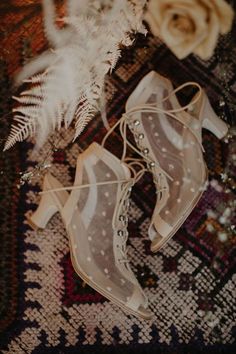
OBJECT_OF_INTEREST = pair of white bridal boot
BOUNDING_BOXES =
[29,71,228,319]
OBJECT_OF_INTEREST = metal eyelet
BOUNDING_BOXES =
[126,200,130,207]
[138,133,144,139]
[149,161,155,168]
[119,215,125,222]
[143,148,149,155]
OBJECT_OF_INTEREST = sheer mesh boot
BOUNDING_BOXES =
[29,142,153,319]
[122,71,228,252]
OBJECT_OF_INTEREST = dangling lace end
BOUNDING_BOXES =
[100,88,111,131]
[101,109,110,131]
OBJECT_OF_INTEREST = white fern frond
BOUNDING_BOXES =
[106,46,121,71]
[12,96,42,105]
[74,106,97,140]
[23,73,46,84]
[4,0,147,151]
[4,118,36,151]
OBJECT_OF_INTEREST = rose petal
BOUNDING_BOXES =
[145,12,161,36]
[194,11,220,59]
[201,0,234,34]
[160,5,208,59]
[145,0,234,60]
[145,0,166,27]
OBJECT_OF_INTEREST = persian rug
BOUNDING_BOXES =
[0,1,235,353]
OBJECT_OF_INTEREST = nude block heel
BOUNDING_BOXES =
[202,95,228,139]
[28,173,61,230]
[29,191,59,230]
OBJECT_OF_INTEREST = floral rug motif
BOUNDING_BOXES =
[0,1,236,353]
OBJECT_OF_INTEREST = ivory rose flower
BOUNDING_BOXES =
[145,0,234,59]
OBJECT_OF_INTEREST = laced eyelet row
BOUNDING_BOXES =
[115,181,133,265]
[129,117,168,202]
[129,118,156,171]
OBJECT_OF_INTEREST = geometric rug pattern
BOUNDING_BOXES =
[0,1,235,353]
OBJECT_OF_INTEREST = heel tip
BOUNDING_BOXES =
[26,216,43,231]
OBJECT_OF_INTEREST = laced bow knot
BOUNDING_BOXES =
[102,82,206,185]
[106,81,205,157]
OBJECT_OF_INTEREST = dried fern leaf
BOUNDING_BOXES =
[4,0,147,151]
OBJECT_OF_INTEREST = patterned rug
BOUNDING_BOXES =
[0,1,236,353]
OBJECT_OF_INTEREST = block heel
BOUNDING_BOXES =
[202,95,228,139]
[29,190,59,230]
